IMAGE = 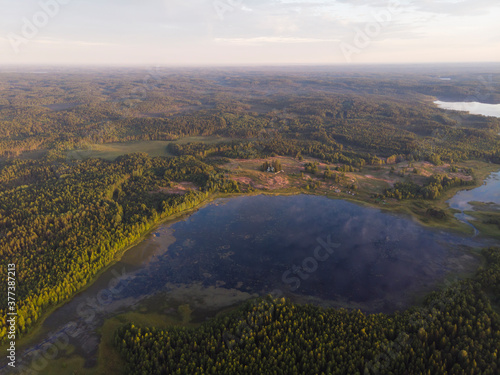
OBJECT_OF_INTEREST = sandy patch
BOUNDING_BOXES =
[268,175,289,189]
[449,173,474,181]
[254,174,290,190]
[232,176,254,185]
[158,181,198,195]
[364,174,396,186]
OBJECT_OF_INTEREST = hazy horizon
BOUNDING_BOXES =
[1,62,500,71]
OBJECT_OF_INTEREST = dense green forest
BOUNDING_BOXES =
[384,174,476,200]
[115,247,500,375]
[0,154,240,341]
[1,66,500,362]
[1,67,499,165]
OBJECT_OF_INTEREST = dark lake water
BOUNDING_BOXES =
[5,195,483,373]
[125,195,478,310]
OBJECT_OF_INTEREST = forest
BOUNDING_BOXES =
[384,174,476,200]
[0,154,240,341]
[0,66,500,365]
[116,247,500,375]
[1,67,499,166]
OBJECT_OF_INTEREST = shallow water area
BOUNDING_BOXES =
[448,171,500,212]
[5,195,485,373]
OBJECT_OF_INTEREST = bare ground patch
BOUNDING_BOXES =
[253,174,290,190]
[157,182,198,195]
[363,174,396,186]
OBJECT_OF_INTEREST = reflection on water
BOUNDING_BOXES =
[7,195,483,373]
[434,100,500,118]
[125,195,478,312]
[447,171,500,236]
[448,171,500,212]
[434,99,500,233]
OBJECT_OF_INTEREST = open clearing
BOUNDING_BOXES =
[65,136,234,161]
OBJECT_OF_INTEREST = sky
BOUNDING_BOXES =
[0,0,499,66]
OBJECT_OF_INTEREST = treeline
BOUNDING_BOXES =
[0,154,241,342]
[116,247,500,375]
[168,138,369,168]
[384,174,476,200]
[1,70,500,166]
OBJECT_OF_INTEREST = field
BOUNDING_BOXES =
[59,138,500,239]
[65,136,234,161]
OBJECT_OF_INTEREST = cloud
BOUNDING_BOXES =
[0,0,498,64]
[412,0,500,16]
[34,38,116,47]
[214,36,339,45]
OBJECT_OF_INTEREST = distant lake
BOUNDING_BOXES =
[434,100,500,118]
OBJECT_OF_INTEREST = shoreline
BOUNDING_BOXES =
[0,192,227,357]
[4,163,500,362]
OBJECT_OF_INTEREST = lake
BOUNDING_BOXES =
[447,170,500,236]
[123,195,480,310]
[448,171,500,212]
[434,100,500,118]
[7,194,484,372]
[434,99,500,231]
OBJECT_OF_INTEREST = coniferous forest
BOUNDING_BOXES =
[0,154,240,341]
[116,248,500,375]
[1,66,500,374]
